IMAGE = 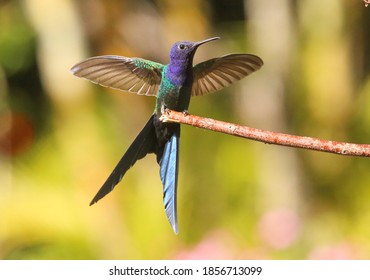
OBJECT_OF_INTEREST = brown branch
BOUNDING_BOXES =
[159,109,370,157]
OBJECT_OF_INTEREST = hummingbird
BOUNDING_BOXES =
[70,37,263,234]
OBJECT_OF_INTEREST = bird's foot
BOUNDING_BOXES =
[182,110,189,116]
[161,105,169,115]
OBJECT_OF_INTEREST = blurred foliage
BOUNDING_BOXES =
[0,0,370,259]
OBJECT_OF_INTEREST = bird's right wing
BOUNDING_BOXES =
[192,54,263,96]
[71,56,164,96]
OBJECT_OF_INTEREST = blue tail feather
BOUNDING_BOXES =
[159,133,179,234]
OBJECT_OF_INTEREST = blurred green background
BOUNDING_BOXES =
[1,0,370,259]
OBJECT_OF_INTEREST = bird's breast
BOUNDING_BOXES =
[156,67,193,114]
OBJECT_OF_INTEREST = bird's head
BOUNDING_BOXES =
[169,37,219,63]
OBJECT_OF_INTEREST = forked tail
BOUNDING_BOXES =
[90,114,180,234]
[90,115,156,206]
[160,132,180,234]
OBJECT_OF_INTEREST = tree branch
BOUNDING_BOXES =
[160,109,370,157]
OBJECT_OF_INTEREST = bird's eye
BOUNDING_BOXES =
[178,44,185,50]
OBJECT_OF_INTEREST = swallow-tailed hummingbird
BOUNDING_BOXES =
[70,37,263,234]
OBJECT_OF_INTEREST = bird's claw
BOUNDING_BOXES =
[161,105,169,115]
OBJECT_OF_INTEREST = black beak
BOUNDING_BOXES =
[193,37,220,48]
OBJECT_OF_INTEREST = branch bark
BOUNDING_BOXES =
[160,109,370,157]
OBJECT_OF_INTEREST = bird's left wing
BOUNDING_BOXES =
[71,56,164,96]
[192,54,263,96]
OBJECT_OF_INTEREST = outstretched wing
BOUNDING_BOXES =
[192,54,263,96]
[70,56,164,96]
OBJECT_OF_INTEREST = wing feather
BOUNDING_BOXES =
[192,54,263,96]
[70,55,164,96]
